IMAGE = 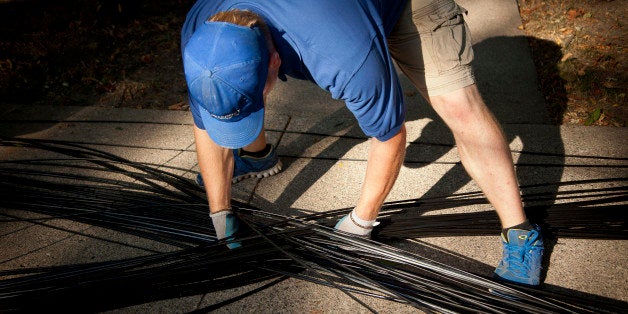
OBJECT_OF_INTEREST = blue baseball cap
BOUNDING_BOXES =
[183,21,269,149]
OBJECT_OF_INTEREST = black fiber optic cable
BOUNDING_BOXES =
[0,137,626,313]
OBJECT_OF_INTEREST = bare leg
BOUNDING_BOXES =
[353,125,407,220]
[429,85,526,228]
[242,129,268,152]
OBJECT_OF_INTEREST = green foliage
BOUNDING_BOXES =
[584,108,602,126]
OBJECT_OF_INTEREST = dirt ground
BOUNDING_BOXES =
[517,0,626,126]
[0,0,625,126]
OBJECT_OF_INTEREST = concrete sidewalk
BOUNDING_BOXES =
[1,0,627,312]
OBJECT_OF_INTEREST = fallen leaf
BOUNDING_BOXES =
[566,9,578,19]
[140,54,153,64]
[168,102,187,110]
[596,45,611,51]
[560,52,574,62]
[561,28,574,35]
[603,80,618,89]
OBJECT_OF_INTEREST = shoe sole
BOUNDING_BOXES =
[232,160,283,183]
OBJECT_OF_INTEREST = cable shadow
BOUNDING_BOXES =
[384,237,628,312]
[255,77,368,215]
[0,106,88,138]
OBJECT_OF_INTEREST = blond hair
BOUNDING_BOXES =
[209,10,273,49]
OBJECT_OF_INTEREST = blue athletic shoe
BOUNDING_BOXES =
[232,145,282,183]
[196,145,282,187]
[494,225,544,286]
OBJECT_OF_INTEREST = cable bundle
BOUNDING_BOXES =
[0,137,626,313]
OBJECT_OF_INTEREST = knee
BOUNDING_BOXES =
[431,94,476,127]
[430,86,491,130]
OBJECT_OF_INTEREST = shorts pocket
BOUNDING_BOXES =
[427,5,474,73]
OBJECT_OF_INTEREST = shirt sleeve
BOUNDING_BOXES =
[189,96,206,130]
[341,40,406,142]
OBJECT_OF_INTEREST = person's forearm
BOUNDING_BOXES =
[193,125,233,213]
[354,124,406,220]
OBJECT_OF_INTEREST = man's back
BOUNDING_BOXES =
[181,0,407,141]
[181,0,405,82]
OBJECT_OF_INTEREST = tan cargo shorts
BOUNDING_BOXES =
[387,0,476,97]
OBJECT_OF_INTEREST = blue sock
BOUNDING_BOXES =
[210,210,242,249]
